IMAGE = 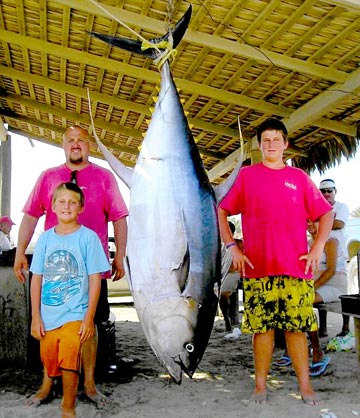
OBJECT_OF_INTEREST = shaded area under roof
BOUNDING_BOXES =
[1,0,360,182]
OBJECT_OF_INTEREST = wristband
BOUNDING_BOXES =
[226,242,236,249]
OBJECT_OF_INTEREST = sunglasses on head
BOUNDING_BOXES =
[320,188,334,194]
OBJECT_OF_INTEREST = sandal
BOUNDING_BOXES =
[309,356,330,377]
[274,355,291,367]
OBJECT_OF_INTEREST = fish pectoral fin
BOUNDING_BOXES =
[176,247,190,292]
[90,123,133,188]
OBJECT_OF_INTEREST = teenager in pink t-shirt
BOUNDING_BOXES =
[14,125,128,408]
[218,118,333,406]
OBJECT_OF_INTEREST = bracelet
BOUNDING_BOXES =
[226,242,236,249]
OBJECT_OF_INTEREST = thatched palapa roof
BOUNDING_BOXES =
[1,0,360,182]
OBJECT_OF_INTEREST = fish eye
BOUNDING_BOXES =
[184,342,194,353]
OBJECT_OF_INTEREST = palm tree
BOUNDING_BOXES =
[350,206,360,218]
[350,207,360,218]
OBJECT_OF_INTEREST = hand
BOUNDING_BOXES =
[31,317,45,340]
[78,318,95,343]
[111,254,125,282]
[229,246,254,277]
[299,244,323,275]
[13,252,29,284]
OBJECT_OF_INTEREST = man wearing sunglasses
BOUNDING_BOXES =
[318,179,350,337]
[319,179,348,232]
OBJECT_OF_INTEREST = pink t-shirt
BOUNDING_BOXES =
[219,163,332,279]
[23,163,128,268]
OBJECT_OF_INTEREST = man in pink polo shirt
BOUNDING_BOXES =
[14,125,128,408]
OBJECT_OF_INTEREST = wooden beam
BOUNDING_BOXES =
[322,0,360,11]
[0,66,240,141]
[0,98,224,160]
[283,66,360,134]
[54,0,347,83]
[0,30,291,117]
[209,63,360,179]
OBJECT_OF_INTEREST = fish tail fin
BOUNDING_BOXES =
[88,5,192,59]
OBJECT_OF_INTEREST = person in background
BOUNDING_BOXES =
[308,220,347,376]
[218,118,333,405]
[219,221,241,332]
[14,125,128,407]
[275,220,346,377]
[0,216,15,252]
[318,179,350,337]
[30,182,110,418]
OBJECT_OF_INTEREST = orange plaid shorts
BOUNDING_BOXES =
[40,321,82,377]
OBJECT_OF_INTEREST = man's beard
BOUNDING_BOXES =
[70,156,84,165]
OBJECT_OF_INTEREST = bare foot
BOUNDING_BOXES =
[80,389,108,408]
[25,386,54,407]
[300,391,321,406]
[251,392,267,404]
[242,391,267,405]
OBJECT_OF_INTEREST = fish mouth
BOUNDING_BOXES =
[171,347,194,383]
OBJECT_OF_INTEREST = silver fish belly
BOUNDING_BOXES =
[126,61,220,383]
[88,6,245,383]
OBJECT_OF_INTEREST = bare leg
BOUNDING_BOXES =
[308,330,324,364]
[82,333,107,407]
[252,330,274,402]
[61,370,79,418]
[26,367,54,406]
[318,310,328,337]
[337,315,350,336]
[285,331,320,405]
[219,293,232,331]
[229,291,240,326]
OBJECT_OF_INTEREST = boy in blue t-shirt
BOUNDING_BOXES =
[30,182,109,418]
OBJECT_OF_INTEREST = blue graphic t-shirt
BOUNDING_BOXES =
[30,225,110,331]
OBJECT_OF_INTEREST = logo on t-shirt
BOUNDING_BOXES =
[42,250,81,306]
[285,181,297,190]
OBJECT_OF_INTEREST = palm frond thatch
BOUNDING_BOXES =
[292,130,360,174]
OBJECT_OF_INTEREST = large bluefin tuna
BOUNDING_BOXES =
[89,6,243,383]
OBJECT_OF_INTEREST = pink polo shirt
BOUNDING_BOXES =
[23,163,128,274]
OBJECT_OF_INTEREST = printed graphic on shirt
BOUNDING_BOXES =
[42,249,81,306]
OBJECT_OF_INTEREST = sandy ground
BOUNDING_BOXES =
[0,301,359,418]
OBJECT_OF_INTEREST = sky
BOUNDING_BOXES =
[6,132,360,245]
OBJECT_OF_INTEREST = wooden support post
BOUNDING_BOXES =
[354,317,360,368]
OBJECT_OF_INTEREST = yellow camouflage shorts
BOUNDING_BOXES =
[242,276,318,334]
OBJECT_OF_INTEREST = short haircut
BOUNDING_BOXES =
[52,182,85,207]
[256,118,288,143]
